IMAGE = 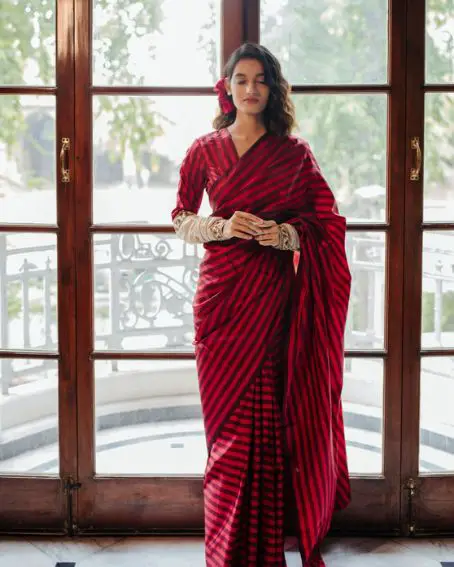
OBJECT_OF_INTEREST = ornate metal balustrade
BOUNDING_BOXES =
[1,231,453,396]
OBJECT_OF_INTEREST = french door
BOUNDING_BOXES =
[0,0,453,536]
[401,0,454,535]
[0,0,76,530]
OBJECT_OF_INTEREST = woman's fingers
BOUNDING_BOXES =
[236,211,264,224]
[232,229,254,240]
[229,212,278,241]
[235,220,261,235]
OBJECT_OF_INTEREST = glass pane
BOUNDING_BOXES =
[93,233,203,352]
[0,1,55,86]
[343,358,383,474]
[94,231,386,353]
[424,93,454,222]
[95,359,204,474]
[93,95,217,225]
[0,96,56,224]
[293,94,387,223]
[421,231,454,349]
[425,0,454,83]
[345,232,386,351]
[93,0,221,86]
[420,357,454,473]
[0,233,58,351]
[95,358,383,475]
[0,359,59,474]
[260,0,388,85]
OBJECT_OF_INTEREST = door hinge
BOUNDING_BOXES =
[403,477,417,535]
[64,476,81,493]
[63,475,81,535]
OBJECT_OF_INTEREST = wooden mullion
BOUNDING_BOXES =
[424,83,454,91]
[90,349,387,360]
[383,0,408,531]
[91,86,216,95]
[420,349,454,357]
[400,0,426,535]
[244,0,259,43]
[0,350,59,359]
[291,85,390,94]
[347,223,389,231]
[222,0,243,68]
[421,223,454,230]
[56,0,78,502]
[0,225,58,233]
[74,0,95,490]
[91,225,175,233]
[0,87,57,95]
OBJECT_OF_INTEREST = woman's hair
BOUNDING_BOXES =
[213,43,296,136]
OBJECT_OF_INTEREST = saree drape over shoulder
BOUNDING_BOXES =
[171,128,352,566]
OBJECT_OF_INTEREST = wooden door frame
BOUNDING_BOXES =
[0,0,76,533]
[72,0,411,534]
[401,0,454,535]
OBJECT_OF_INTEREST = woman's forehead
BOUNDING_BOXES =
[232,58,265,77]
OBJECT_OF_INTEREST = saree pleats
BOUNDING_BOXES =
[204,310,288,567]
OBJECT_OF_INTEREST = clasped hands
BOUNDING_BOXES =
[224,211,279,247]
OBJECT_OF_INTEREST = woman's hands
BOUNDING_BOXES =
[224,211,279,247]
[255,219,279,247]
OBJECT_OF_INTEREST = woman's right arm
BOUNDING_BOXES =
[171,139,260,244]
[171,139,229,244]
[173,210,229,243]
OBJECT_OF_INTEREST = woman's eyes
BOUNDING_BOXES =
[237,80,267,85]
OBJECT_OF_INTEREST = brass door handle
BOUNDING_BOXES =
[60,137,70,183]
[410,136,421,181]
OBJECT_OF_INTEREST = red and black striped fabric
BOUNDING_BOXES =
[171,128,351,566]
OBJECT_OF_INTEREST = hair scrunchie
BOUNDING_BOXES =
[214,78,235,114]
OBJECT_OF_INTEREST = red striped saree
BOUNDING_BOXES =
[171,128,351,566]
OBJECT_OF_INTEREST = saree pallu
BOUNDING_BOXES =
[171,128,352,566]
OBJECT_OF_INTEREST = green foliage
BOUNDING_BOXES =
[7,282,21,318]
[422,291,454,333]
[197,1,219,85]
[425,92,454,195]
[92,1,164,168]
[0,0,164,180]
[422,292,435,332]
[1,0,453,202]
[260,0,454,205]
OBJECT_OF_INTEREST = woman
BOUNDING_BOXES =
[171,43,351,567]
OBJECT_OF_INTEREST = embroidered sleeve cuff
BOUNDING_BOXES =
[275,223,301,250]
[173,210,229,243]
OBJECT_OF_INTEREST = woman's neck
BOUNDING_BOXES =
[228,113,266,139]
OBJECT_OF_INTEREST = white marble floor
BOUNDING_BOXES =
[0,535,454,566]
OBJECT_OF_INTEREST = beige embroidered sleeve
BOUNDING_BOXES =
[274,223,300,251]
[173,210,229,244]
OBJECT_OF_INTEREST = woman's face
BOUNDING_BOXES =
[226,58,270,117]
